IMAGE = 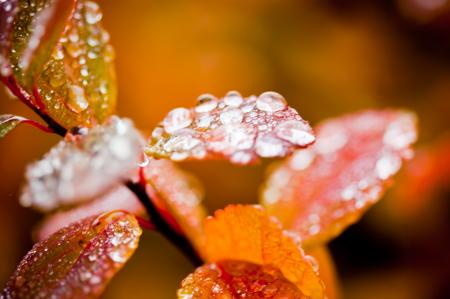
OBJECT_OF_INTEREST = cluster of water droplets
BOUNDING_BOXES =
[262,110,417,241]
[146,91,315,165]
[178,260,305,299]
[0,0,18,77]
[20,116,143,212]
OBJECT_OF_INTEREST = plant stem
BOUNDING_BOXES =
[125,180,203,267]
[1,76,67,137]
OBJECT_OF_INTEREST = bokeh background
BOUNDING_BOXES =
[1,0,450,298]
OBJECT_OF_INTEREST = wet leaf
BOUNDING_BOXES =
[201,205,324,299]
[3,0,116,129]
[178,260,307,299]
[1,211,142,299]
[0,114,23,138]
[35,185,145,241]
[20,116,143,212]
[144,159,207,250]
[146,91,314,165]
[0,0,18,74]
[260,110,418,246]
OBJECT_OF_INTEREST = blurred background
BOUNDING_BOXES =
[1,0,450,298]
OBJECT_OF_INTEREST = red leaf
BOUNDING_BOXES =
[1,211,142,299]
[146,91,315,165]
[178,260,308,299]
[261,110,418,246]
[144,159,207,250]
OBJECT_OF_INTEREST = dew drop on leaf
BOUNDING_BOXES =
[146,91,314,165]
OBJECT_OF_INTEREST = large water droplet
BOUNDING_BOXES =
[66,85,89,113]
[195,94,218,113]
[375,153,401,180]
[256,92,287,112]
[219,108,243,125]
[255,135,285,157]
[275,120,315,146]
[84,1,102,24]
[223,91,243,107]
[163,108,193,133]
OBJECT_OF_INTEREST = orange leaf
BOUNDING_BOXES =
[202,205,324,299]
[146,91,314,165]
[144,159,207,250]
[307,246,341,299]
[260,110,417,246]
[1,211,142,298]
[178,260,308,299]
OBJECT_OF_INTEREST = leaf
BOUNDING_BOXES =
[307,246,341,299]
[4,0,117,129]
[144,159,207,250]
[0,0,18,74]
[34,0,117,128]
[20,116,143,212]
[178,260,308,299]
[260,110,418,246]
[146,91,315,165]
[201,205,324,299]
[19,0,76,83]
[1,210,142,299]
[35,185,146,241]
[0,114,23,138]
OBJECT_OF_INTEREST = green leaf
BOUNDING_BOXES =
[4,0,117,129]
[1,211,142,298]
[0,114,23,138]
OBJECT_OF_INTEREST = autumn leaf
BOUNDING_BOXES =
[198,205,324,299]
[1,211,142,299]
[20,116,143,212]
[307,246,341,299]
[178,260,308,299]
[1,0,117,129]
[260,110,418,246]
[144,159,207,250]
[146,91,315,165]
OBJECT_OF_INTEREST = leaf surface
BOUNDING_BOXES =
[0,114,23,138]
[1,211,142,299]
[178,260,308,299]
[144,159,207,250]
[146,91,314,165]
[260,110,418,246]
[202,205,324,299]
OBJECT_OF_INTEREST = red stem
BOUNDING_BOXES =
[20,118,54,134]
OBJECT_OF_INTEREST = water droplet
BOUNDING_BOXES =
[163,108,193,133]
[255,135,285,157]
[66,85,89,113]
[219,108,243,125]
[196,115,212,129]
[256,92,287,112]
[376,153,401,180]
[223,91,243,107]
[195,94,218,113]
[163,134,201,152]
[289,149,315,170]
[108,250,126,263]
[275,120,315,146]
[84,1,102,24]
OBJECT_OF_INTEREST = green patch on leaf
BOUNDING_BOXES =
[0,114,23,138]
